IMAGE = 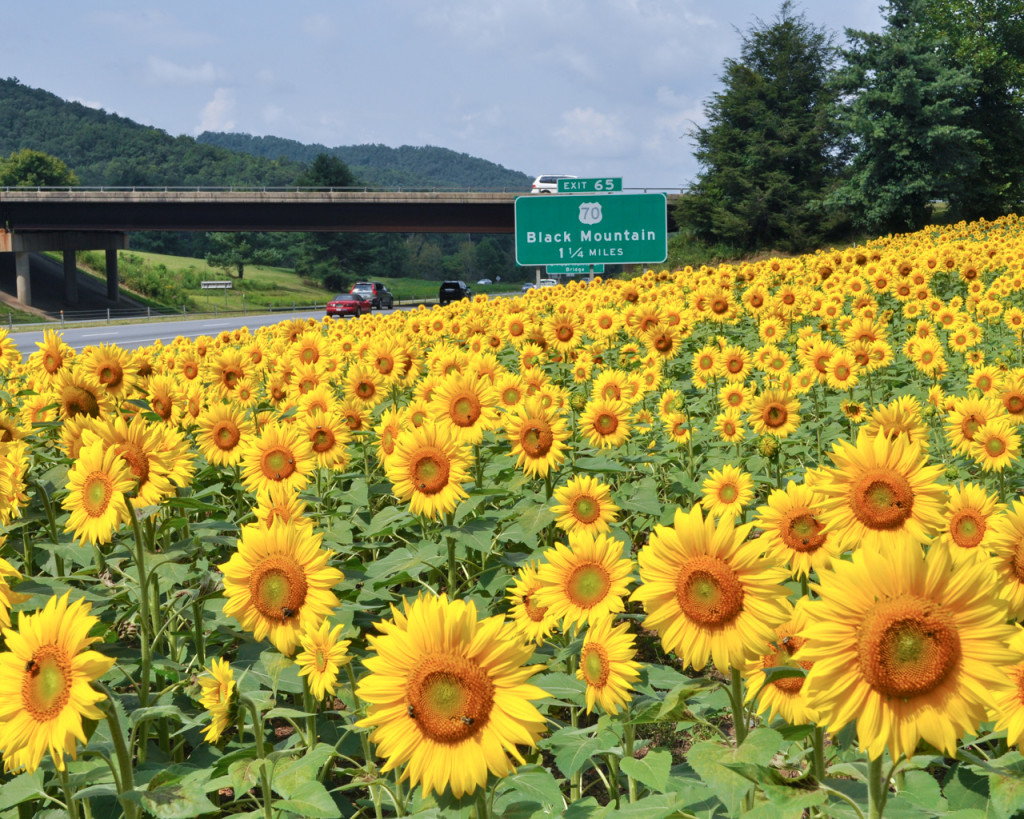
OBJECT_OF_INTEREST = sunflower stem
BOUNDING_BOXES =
[244,698,275,819]
[623,718,638,803]
[57,765,81,819]
[303,679,318,755]
[569,705,582,802]
[729,667,748,746]
[474,789,490,819]
[97,686,141,819]
[812,726,826,781]
[473,443,484,489]
[345,663,384,819]
[192,597,207,669]
[606,753,621,808]
[447,535,457,597]
[867,754,887,819]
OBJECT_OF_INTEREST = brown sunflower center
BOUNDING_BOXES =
[1004,394,1024,416]
[315,648,328,673]
[762,402,788,429]
[520,420,554,458]
[717,483,739,504]
[214,421,241,451]
[221,367,242,388]
[857,595,961,699]
[961,414,984,442]
[248,555,309,623]
[949,509,986,550]
[522,591,548,623]
[22,645,72,722]
[406,654,494,744]
[570,494,602,525]
[450,393,482,427]
[63,386,101,418]
[850,468,914,531]
[555,323,575,342]
[310,427,336,454]
[411,448,451,495]
[594,412,618,436]
[98,363,123,389]
[566,563,611,608]
[763,634,811,694]
[780,508,826,553]
[985,436,1007,458]
[675,555,745,627]
[82,471,115,517]
[117,442,150,488]
[580,643,610,688]
[260,446,297,481]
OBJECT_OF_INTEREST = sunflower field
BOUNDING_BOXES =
[2,214,1024,819]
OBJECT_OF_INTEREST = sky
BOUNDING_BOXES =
[4,1,885,190]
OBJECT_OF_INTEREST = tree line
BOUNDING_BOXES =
[675,0,1024,259]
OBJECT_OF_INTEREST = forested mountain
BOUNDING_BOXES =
[197,133,532,191]
[0,78,530,191]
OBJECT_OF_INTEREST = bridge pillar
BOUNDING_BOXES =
[14,252,31,306]
[106,249,119,302]
[64,250,79,304]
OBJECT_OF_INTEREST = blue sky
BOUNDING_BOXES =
[4,2,884,189]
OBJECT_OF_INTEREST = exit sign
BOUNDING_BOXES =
[515,193,667,266]
[558,177,622,193]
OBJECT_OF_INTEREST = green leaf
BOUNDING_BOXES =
[275,780,343,818]
[620,750,672,793]
[686,728,785,817]
[989,769,1024,817]
[272,745,336,798]
[129,704,186,727]
[125,780,219,819]
[618,476,663,516]
[535,671,586,705]
[362,505,414,538]
[546,727,619,779]
[229,758,264,798]
[493,765,565,813]
[0,769,46,810]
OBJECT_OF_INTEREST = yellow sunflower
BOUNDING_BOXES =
[219,521,344,656]
[550,475,620,536]
[934,483,1003,567]
[0,593,115,773]
[800,542,1020,761]
[743,611,818,727]
[576,617,643,715]
[0,553,30,631]
[989,501,1024,619]
[239,421,316,496]
[970,418,1021,472]
[429,371,501,446]
[196,401,254,467]
[812,430,947,552]
[504,396,571,478]
[355,594,548,799]
[296,619,352,701]
[197,657,236,743]
[753,481,841,579]
[991,630,1024,749]
[631,504,791,673]
[533,532,633,631]
[49,368,113,420]
[506,561,559,646]
[62,437,135,546]
[748,389,801,439]
[80,342,137,399]
[701,464,754,521]
[384,421,472,520]
[302,411,352,471]
[579,397,632,449]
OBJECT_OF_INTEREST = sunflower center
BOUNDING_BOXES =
[99,363,123,388]
[857,595,961,699]
[780,508,826,553]
[356,380,376,400]
[315,649,328,673]
[1005,394,1024,416]
[764,635,810,694]
[762,403,788,428]
[949,509,986,550]
[522,591,549,623]
[214,421,241,451]
[961,414,983,441]
[411,448,451,495]
[580,643,610,687]
[22,645,72,722]
[64,386,101,418]
[570,495,602,525]
[566,563,611,608]
[556,324,574,342]
[594,412,618,435]
[985,436,1007,457]
[82,471,115,517]
[450,394,482,427]
[520,420,554,457]
[260,446,297,481]
[850,468,914,531]
[717,483,739,504]
[406,654,494,744]
[222,368,241,388]
[675,555,745,627]
[117,442,150,488]
[248,555,309,622]
[311,427,336,454]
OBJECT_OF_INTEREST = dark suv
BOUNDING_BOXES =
[438,280,472,306]
[350,281,394,309]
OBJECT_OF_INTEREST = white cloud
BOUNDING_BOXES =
[196,88,235,133]
[300,13,339,42]
[262,104,284,124]
[148,56,221,85]
[71,97,104,110]
[553,107,636,157]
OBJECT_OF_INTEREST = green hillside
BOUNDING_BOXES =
[197,133,532,191]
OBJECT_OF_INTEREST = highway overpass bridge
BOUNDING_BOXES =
[0,188,682,308]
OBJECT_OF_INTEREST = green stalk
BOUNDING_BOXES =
[345,664,383,819]
[303,679,318,754]
[812,726,826,781]
[867,754,887,819]
[127,506,153,708]
[244,699,275,819]
[57,766,80,819]
[191,597,207,668]
[97,686,140,819]
[569,705,581,802]
[623,718,638,803]
[606,753,621,808]
[729,667,748,746]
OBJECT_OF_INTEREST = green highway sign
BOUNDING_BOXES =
[557,177,622,193]
[515,193,667,266]
[547,263,605,275]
